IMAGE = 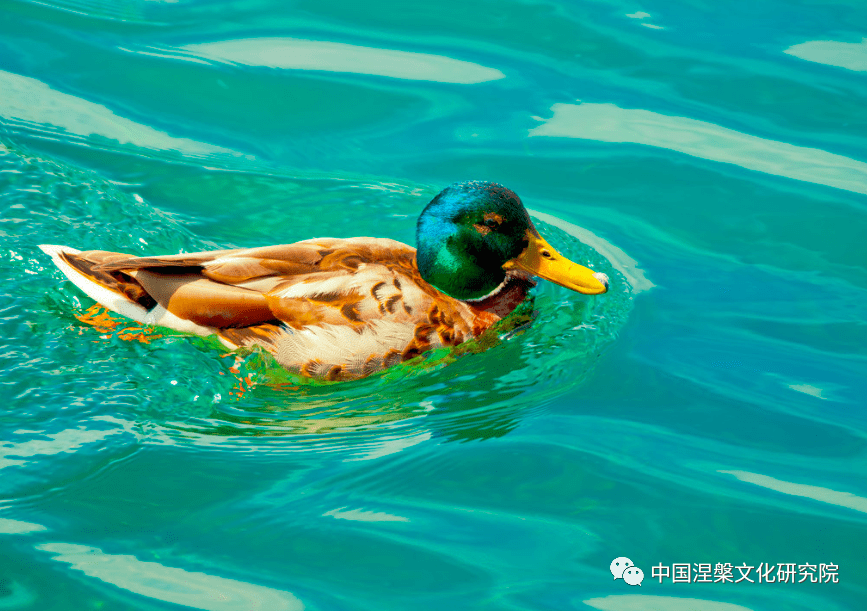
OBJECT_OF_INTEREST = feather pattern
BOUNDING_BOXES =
[41,237,533,380]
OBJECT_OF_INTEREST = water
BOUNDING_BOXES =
[1,0,866,609]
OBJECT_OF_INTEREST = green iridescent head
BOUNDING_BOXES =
[416,181,609,300]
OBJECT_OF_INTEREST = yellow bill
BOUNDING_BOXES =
[503,230,608,295]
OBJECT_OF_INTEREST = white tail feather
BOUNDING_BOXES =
[39,244,151,326]
[40,244,216,336]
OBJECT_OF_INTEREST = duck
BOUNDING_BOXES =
[40,181,608,381]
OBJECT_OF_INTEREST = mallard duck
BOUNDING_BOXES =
[40,181,608,380]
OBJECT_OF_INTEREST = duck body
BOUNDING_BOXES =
[41,182,608,380]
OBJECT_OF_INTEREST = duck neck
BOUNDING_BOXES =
[463,271,536,318]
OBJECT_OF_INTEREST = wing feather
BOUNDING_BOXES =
[50,237,522,379]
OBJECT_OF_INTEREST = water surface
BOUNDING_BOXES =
[1,0,866,609]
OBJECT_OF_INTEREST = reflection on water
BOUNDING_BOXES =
[720,470,867,514]
[585,595,754,611]
[324,507,410,522]
[0,518,46,535]
[785,39,867,73]
[179,38,506,84]
[530,102,867,196]
[0,425,120,470]
[0,71,240,159]
[37,542,304,611]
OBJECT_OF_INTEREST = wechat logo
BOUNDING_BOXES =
[610,557,644,586]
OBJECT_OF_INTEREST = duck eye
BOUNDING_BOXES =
[484,218,498,228]
[541,250,553,259]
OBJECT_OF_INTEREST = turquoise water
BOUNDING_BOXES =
[2,0,866,609]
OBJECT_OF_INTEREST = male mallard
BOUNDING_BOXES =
[40,181,608,380]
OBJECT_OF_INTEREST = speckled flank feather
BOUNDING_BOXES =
[42,237,533,380]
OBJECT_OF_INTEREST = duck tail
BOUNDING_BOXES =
[38,245,156,325]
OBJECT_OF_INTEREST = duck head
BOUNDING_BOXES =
[416,181,609,300]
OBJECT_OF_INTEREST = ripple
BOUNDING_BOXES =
[0,71,246,161]
[720,470,867,514]
[585,595,754,611]
[0,426,121,470]
[37,542,304,611]
[179,38,505,84]
[159,214,632,446]
[324,507,410,522]
[530,102,867,196]
[0,518,46,535]
[785,38,867,72]
[7,146,631,450]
